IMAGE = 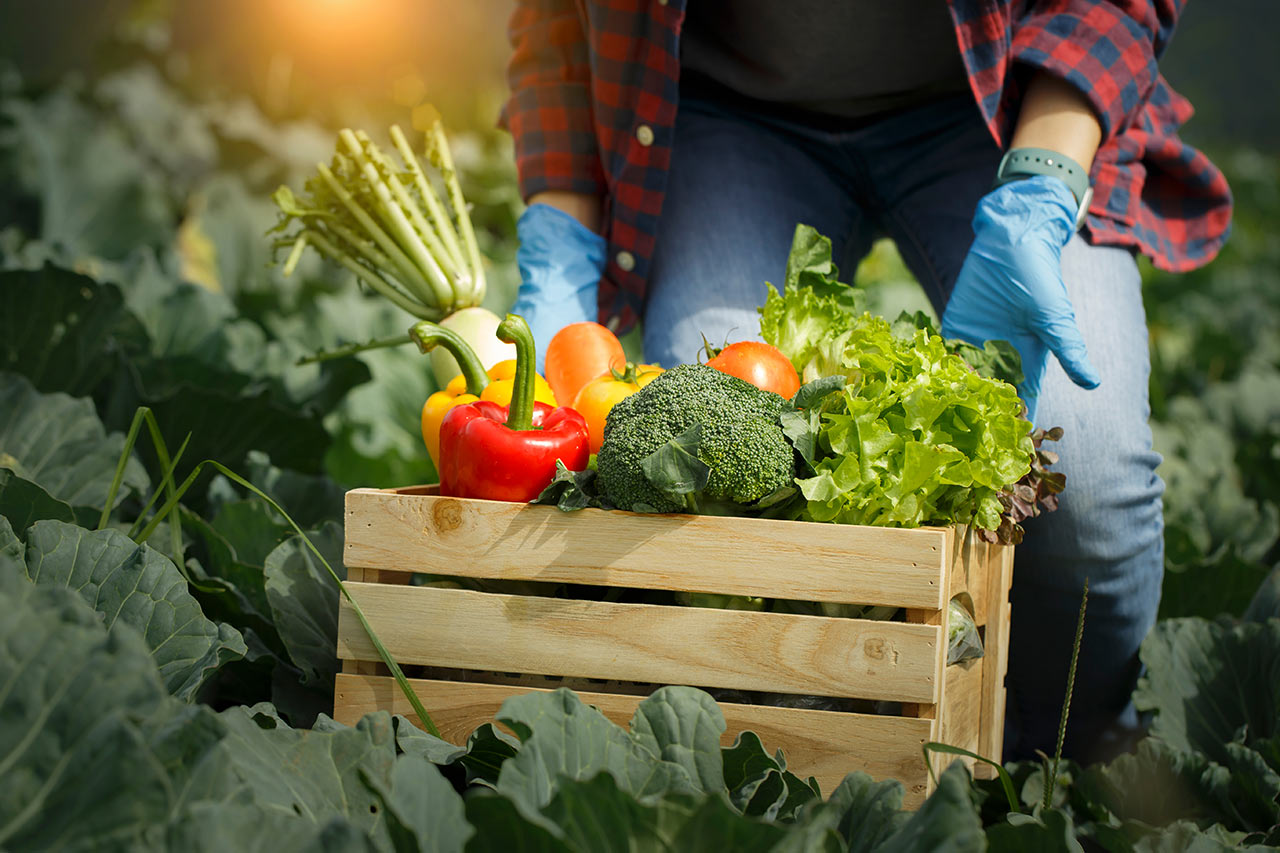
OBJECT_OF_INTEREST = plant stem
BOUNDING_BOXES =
[304,229,440,321]
[295,334,413,366]
[426,117,486,304]
[409,321,490,397]
[135,456,442,738]
[498,314,537,431]
[340,130,455,311]
[315,161,436,309]
[391,124,468,277]
[1045,577,1088,810]
[282,235,308,277]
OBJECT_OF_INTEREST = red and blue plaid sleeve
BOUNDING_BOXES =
[1006,1,1230,270]
[502,0,607,201]
[1010,0,1181,142]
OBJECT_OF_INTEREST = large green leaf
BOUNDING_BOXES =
[1136,618,1280,761]
[364,753,473,853]
[628,685,727,795]
[0,265,150,398]
[121,373,333,480]
[162,803,374,853]
[207,450,347,529]
[875,764,986,852]
[394,716,518,787]
[0,371,148,511]
[1135,618,1280,831]
[795,771,908,850]
[20,520,246,700]
[1244,565,1280,622]
[188,706,397,840]
[494,688,700,821]
[0,579,177,849]
[720,731,820,821]
[0,516,21,579]
[546,774,791,852]
[0,468,76,536]
[463,794,571,853]
[985,809,1084,852]
[1079,738,1230,830]
[1,86,177,260]
[264,521,346,684]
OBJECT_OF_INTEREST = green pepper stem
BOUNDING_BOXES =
[610,362,640,385]
[498,314,537,432]
[408,321,490,396]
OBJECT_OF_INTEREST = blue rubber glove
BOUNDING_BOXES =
[941,176,1101,423]
[511,203,607,372]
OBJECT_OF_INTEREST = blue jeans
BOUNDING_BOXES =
[643,92,1164,763]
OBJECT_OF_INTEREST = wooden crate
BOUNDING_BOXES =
[334,486,1013,808]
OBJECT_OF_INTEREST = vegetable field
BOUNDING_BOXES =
[2,10,1278,852]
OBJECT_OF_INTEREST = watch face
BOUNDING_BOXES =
[1075,185,1094,231]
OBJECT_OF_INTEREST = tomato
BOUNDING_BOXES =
[572,364,664,453]
[706,341,801,399]
[544,322,626,409]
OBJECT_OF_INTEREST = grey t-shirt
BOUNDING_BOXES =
[680,1,969,120]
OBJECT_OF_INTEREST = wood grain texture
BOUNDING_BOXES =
[337,583,942,703]
[947,530,990,626]
[937,659,984,777]
[333,673,934,807]
[975,543,1014,778]
[343,487,949,609]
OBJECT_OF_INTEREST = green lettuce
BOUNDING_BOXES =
[761,225,1034,530]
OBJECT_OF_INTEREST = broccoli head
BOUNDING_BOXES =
[596,364,796,513]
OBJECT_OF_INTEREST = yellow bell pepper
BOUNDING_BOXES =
[419,358,557,469]
[479,359,558,408]
[412,322,492,470]
[421,375,480,468]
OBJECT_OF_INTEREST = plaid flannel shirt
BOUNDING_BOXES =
[502,0,1232,332]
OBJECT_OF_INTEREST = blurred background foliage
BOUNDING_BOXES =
[0,0,1275,624]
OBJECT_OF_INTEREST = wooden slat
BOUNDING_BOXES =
[947,530,990,626]
[338,584,942,704]
[974,543,1014,779]
[936,659,984,777]
[341,569,377,676]
[343,488,949,609]
[333,674,933,808]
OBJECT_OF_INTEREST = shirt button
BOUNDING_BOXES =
[616,250,636,272]
[635,124,655,147]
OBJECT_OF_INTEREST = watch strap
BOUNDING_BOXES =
[995,147,1092,229]
[996,147,1090,203]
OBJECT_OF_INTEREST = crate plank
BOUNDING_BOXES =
[338,584,942,704]
[333,673,934,807]
[947,530,990,626]
[935,659,984,777]
[975,543,1014,778]
[344,488,949,609]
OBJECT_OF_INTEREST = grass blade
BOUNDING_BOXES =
[98,408,147,530]
[135,457,442,738]
[923,742,1019,813]
[1045,578,1088,810]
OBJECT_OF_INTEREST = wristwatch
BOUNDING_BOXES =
[994,147,1094,231]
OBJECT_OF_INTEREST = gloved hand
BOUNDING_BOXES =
[941,175,1101,423]
[511,203,607,372]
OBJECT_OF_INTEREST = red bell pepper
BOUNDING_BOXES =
[437,314,589,501]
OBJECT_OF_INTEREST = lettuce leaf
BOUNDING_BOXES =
[761,225,1034,530]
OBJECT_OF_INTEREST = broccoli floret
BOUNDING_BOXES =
[597,364,796,513]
